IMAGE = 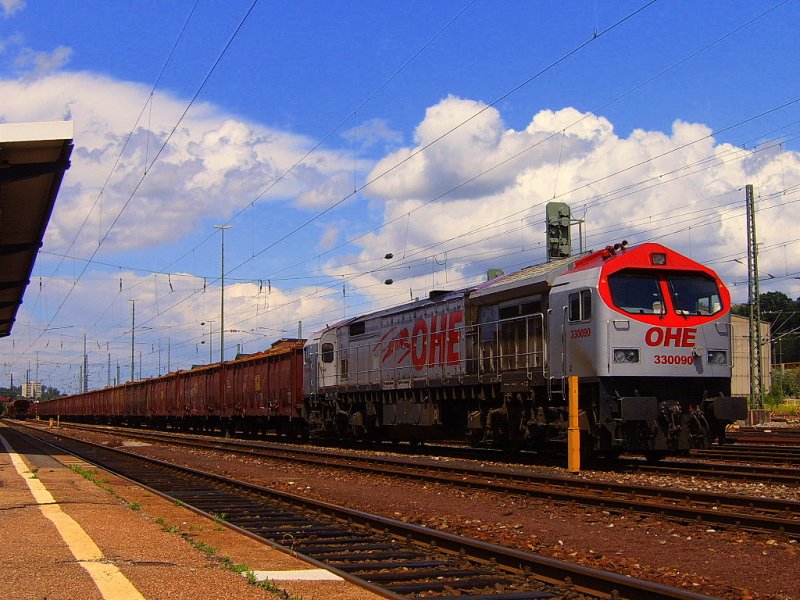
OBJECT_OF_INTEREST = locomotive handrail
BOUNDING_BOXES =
[319,311,547,389]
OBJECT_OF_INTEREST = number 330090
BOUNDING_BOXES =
[654,355,695,365]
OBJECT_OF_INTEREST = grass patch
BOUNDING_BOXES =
[770,402,800,417]
[70,464,115,494]
[154,516,182,534]
[128,501,142,511]
[192,540,217,556]
[245,572,286,594]
[221,558,250,574]
[148,513,298,599]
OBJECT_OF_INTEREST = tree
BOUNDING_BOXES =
[0,385,20,399]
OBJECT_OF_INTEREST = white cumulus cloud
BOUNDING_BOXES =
[345,97,800,306]
[1,0,24,17]
[0,72,355,255]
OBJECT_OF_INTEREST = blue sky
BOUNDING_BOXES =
[1,0,799,392]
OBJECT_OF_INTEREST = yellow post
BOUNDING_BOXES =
[57,415,60,429]
[568,375,580,473]
[49,418,53,429]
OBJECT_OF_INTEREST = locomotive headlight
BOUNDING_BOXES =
[707,350,727,365]
[613,348,640,363]
[650,253,667,265]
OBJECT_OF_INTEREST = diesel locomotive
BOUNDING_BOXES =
[303,241,747,458]
[35,241,747,458]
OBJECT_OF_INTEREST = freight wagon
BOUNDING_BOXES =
[35,339,306,438]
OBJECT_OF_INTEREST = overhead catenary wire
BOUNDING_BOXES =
[23,105,800,384]
[26,0,202,318]
[36,0,783,339]
[12,2,800,386]
[9,0,262,369]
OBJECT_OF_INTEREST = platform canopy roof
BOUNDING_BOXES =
[0,121,73,338]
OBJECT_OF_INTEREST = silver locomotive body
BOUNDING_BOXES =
[304,243,746,455]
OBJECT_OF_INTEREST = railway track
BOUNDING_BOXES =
[38,419,800,474]
[8,422,714,600]
[634,459,800,485]
[727,427,800,446]
[27,421,800,540]
[691,444,800,466]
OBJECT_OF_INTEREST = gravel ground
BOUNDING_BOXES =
[63,428,800,600]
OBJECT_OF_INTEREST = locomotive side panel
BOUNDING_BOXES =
[320,295,468,392]
[374,296,465,386]
[306,295,468,440]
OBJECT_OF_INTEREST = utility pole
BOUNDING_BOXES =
[107,343,111,388]
[83,333,88,393]
[130,299,136,382]
[745,184,764,410]
[214,224,232,363]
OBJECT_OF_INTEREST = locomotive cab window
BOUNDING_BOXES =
[348,321,365,336]
[667,274,722,316]
[608,273,665,315]
[321,343,335,363]
[568,289,592,322]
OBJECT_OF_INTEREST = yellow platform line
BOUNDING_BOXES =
[0,433,145,600]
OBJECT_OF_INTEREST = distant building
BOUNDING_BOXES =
[731,315,772,399]
[21,381,43,400]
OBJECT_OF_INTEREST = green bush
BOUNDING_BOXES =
[770,368,800,400]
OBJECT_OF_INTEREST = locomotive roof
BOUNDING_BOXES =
[318,253,588,331]
[319,243,709,331]
[332,289,465,327]
[468,252,588,301]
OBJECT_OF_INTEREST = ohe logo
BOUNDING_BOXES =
[644,327,697,348]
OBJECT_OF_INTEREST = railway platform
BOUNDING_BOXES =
[0,422,380,600]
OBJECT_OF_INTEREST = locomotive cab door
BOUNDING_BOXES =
[317,330,339,389]
[547,289,568,379]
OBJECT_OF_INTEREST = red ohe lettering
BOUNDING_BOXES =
[645,327,698,348]
[411,319,428,369]
[410,309,463,371]
[428,314,446,366]
[446,311,463,365]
